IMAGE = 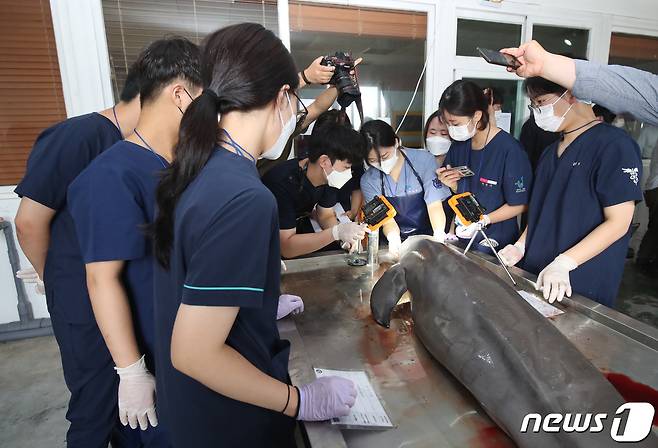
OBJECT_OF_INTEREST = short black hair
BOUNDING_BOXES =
[439,80,489,131]
[524,77,567,100]
[360,119,398,154]
[119,60,141,102]
[314,109,352,131]
[135,37,202,104]
[309,123,365,165]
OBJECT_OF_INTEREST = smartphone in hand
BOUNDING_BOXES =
[452,166,475,177]
[477,47,520,69]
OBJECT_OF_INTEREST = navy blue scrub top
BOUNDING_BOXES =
[154,148,293,447]
[523,124,643,307]
[444,130,532,252]
[262,158,338,230]
[14,113,121,323]
[68,141,169,367]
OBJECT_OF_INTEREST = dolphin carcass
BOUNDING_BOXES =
[370,237,656,447]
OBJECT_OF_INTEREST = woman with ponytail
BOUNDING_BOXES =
[151,23,356,447]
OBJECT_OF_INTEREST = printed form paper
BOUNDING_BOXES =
[517,290,564,318]
[313,368,394,429]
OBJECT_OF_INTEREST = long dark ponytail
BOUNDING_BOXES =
[151,23,299,268]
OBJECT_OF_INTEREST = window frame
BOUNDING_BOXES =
[282,0,440,125]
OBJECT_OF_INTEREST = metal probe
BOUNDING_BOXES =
[464,222,517,286]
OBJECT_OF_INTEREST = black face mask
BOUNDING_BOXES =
[177,88,194,115]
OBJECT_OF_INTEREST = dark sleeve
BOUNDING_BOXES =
[594,137,644,207]
[502,144,533,206]
[68,163,147,263]
[318,186,338,209]
[182,188,276,308]
[351,166,365,192]
[15,126,100,210]
[264,180,298,230]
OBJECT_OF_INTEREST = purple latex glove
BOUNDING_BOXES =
[297,376,357,421]
[277,294,304,320]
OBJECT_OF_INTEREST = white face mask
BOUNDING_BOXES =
[448,119,476,141]
[426,136,451,156]
[261,92,296,160]
[533,91,573,133]
[324,165,352,189]
[373,148,399,174]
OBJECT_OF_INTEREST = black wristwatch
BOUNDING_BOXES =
[300,70,312,85]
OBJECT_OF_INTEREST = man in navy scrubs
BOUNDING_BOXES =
[13,58,143,446]
[499,77,642,307]
[68,38,202,446]
[262,123,367,258]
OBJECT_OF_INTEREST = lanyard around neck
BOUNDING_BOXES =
[133,129,168,169]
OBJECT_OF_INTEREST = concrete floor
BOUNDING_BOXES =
[0,262,656,448]
[0,336,67,448]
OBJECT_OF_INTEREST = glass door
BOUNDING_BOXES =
[453,8,594,138]
[288,1,429,150]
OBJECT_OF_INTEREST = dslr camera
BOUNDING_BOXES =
[321,51,363,122]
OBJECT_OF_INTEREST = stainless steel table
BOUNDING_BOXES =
[278,248,658,448]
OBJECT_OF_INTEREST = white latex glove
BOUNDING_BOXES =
[432,231,446,244]
[536,254,578,304]
[277,294,304,320]
[445,233,459,243]
[385,233,402,259]
[499,241,525,266]
[16,268,45,295]
[115,355,158,430]
[455,215,490,240]
[332,222,367,253]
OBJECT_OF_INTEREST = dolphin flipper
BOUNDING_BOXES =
[371,263,408,328]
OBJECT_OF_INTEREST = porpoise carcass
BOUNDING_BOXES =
[370,236,656,447]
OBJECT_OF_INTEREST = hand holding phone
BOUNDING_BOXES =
[437,165,465,191]
[477,47,520,69]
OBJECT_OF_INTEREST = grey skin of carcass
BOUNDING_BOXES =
[370,237,656,448]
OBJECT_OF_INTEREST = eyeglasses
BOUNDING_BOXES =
[527,91,567,116]
[290,91,308,128]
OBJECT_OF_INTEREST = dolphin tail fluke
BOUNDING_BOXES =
[371,264,408,328]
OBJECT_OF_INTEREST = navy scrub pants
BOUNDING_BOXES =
[50,309,169,447]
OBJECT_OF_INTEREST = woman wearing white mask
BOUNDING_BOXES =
[498,77,642,307]
[360,120,451,258]
[150,24,357,447]
[424,111,457,236]
[423,110,452,166]
[437,80,532,255]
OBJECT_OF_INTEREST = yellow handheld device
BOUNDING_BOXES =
[448,192,517,286]
[448,192,486,226]
[361,195,397,232]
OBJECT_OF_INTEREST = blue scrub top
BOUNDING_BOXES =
[523,124,643,306]
[154,148,294,447]
[14,113,121,323]
[360,148,451,204]
[445,130,532,251]
[68,141,168,366]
